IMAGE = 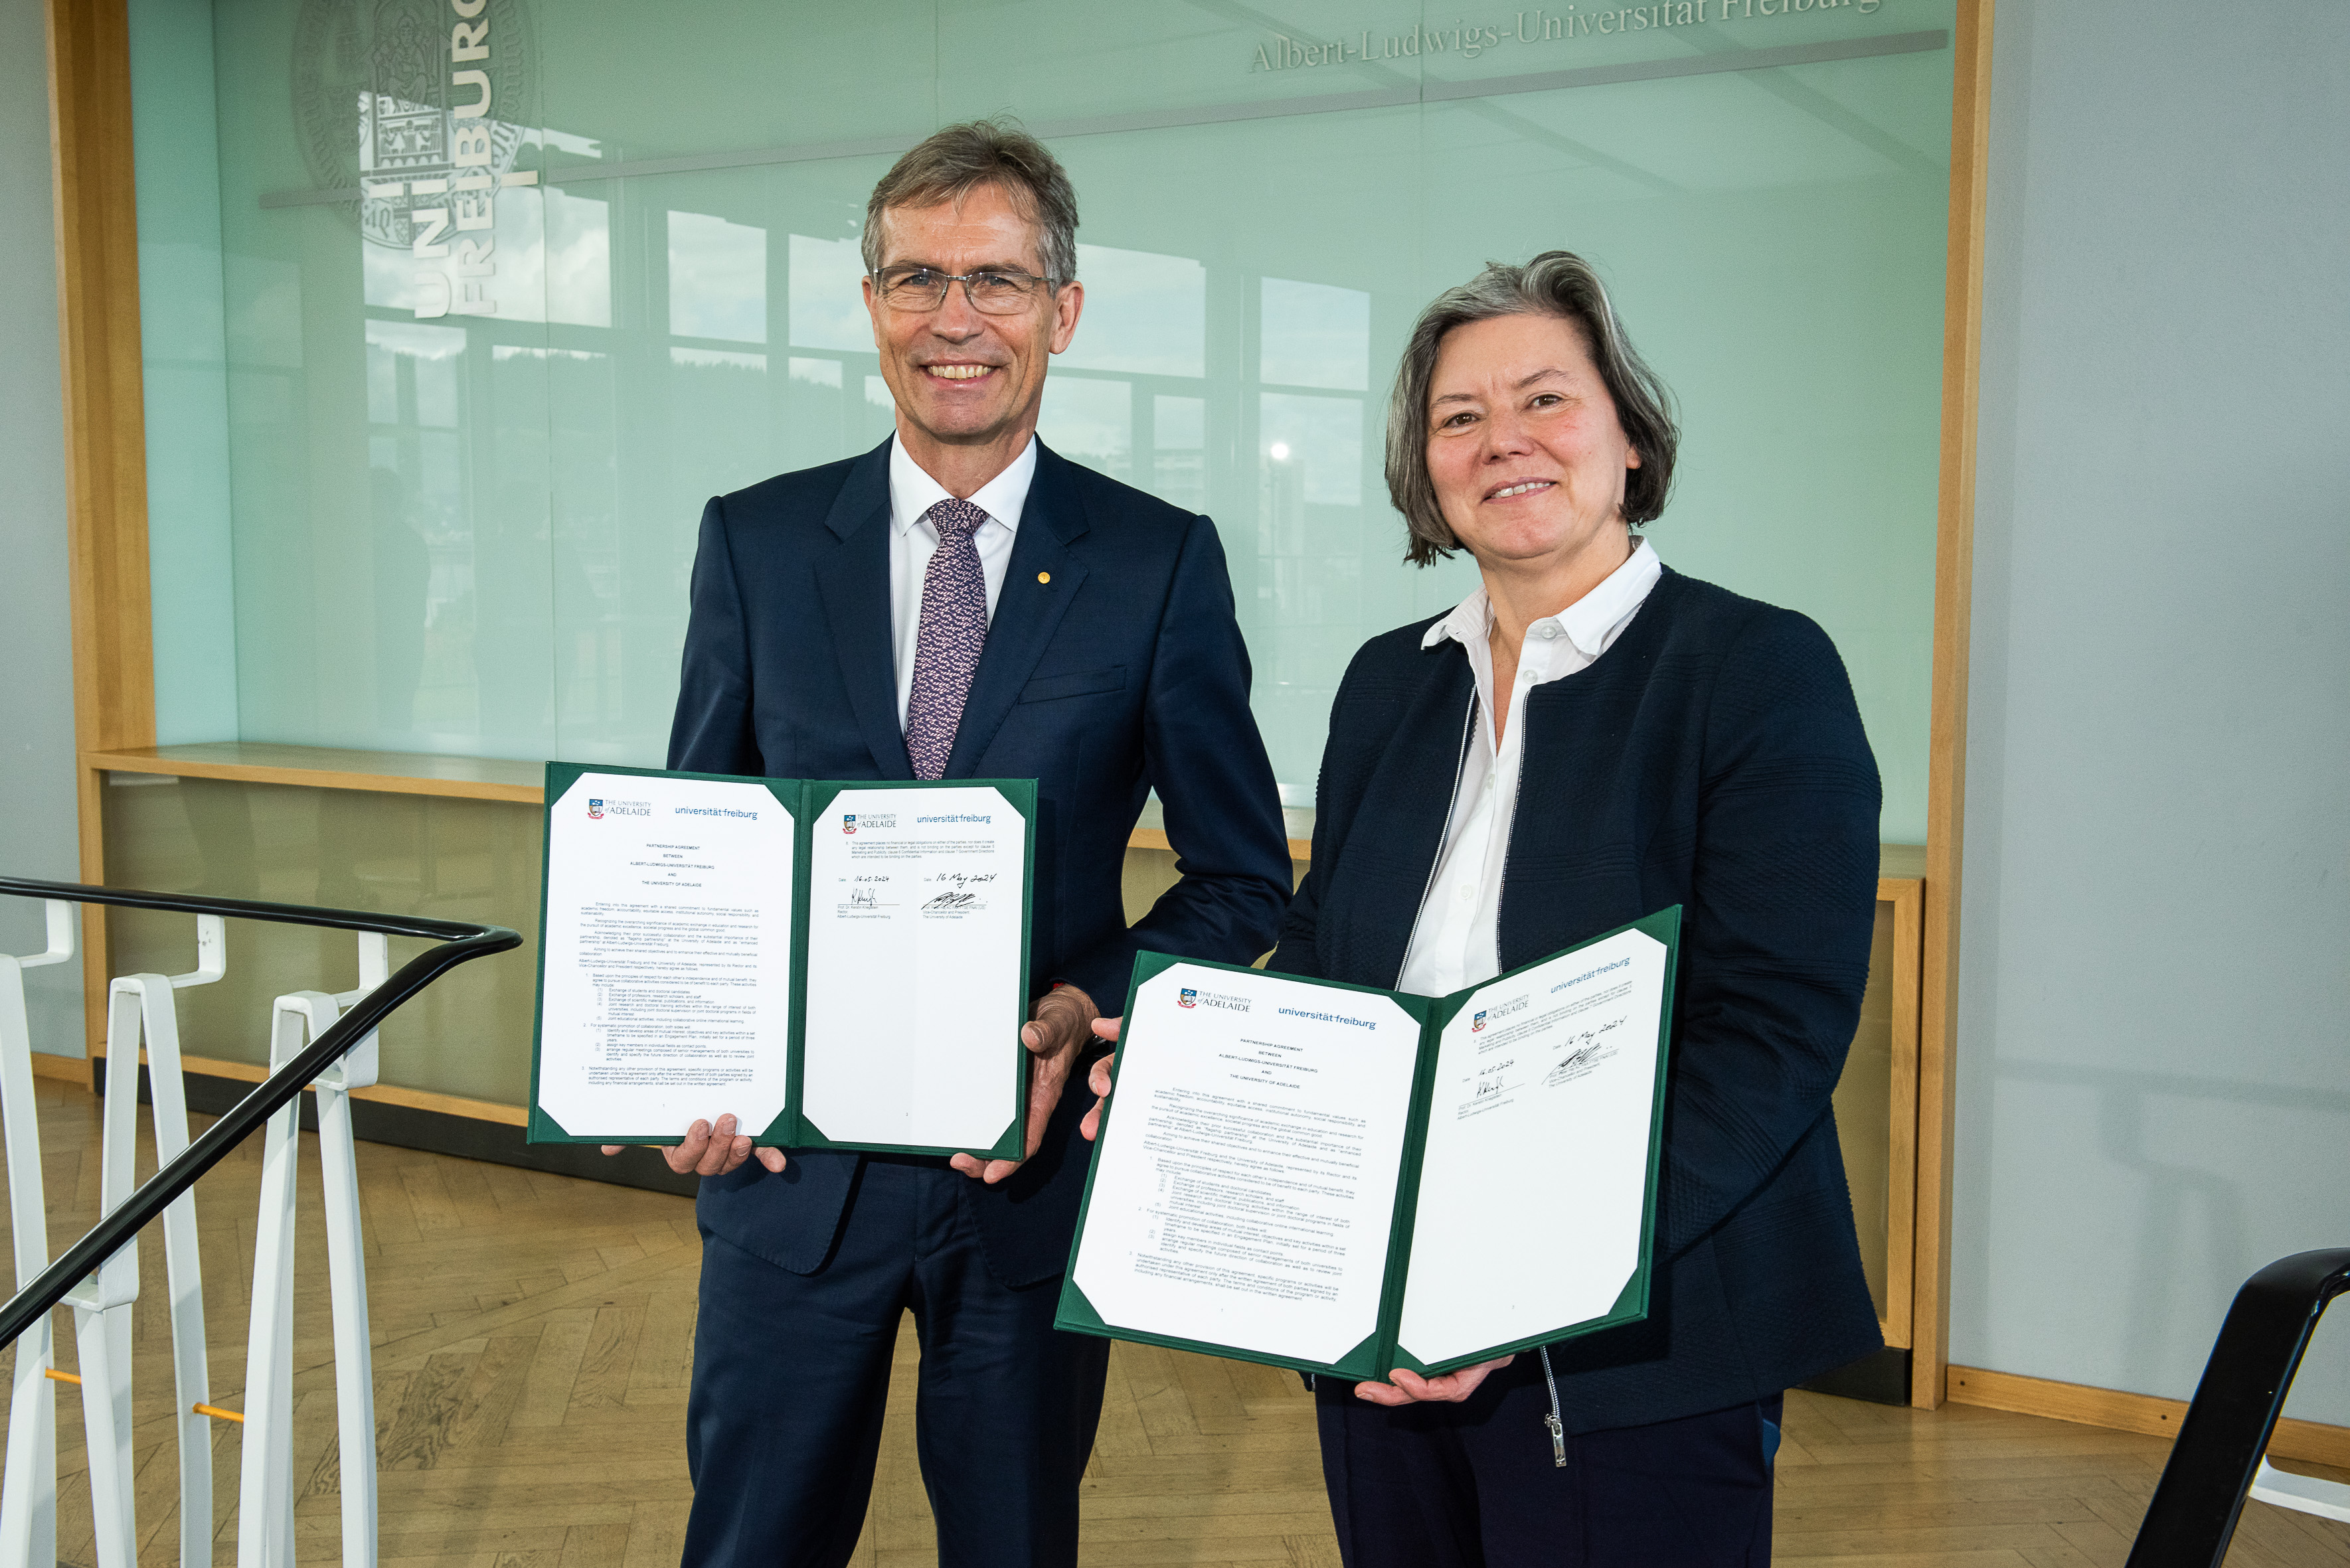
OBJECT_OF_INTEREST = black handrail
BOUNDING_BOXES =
[0,875,520,1350]
[2125,1247,2350,1567]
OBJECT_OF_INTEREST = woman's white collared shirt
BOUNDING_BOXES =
[1396,540,1663,998]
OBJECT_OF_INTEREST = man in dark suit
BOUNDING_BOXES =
[616,121,1292,1567]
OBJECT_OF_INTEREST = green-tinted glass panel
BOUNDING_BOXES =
[158,0,1952,838]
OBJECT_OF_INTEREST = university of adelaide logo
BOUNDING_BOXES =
[1471,1010,1487,1032]
[586,799,603,821]
[841,814,857,834]
[1178,988,1198,1008]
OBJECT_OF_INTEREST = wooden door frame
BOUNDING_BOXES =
[1915,0,1995,1410]
[46,0,152,1076]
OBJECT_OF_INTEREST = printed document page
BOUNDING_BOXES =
[799,786,1026,1150]
[537,772,796,1138]
[1394,927,1671,1367]
[1072,963,1420,1368]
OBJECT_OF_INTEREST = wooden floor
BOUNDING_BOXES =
[1,1077,2344,1567]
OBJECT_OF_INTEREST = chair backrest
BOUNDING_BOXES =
[2124,1247,2350,1568]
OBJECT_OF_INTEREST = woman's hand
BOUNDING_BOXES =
[599,1113,787,1176]
[1353,1355,1514,1406]
[1078,1016,1121,1140]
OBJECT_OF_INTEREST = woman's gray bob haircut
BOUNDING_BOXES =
[862,119,1080,286]
[1386,250,1678,567]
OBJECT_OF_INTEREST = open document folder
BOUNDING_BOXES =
[529,762,1036,1160]
[1058,909,1680,1379]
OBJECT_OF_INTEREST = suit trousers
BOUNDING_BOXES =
[681,1156,1111,1568]
[1315,1354,1781,1567]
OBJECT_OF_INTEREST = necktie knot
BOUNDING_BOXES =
[925,497,989,540]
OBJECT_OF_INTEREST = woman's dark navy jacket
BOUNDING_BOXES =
[1268,565,1885,1434]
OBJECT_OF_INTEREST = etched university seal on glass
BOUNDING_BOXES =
[291,0,539,266]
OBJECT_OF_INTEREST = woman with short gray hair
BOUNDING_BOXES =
[1268,250,1885,1563]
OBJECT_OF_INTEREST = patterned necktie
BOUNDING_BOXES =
[904,497,991,780]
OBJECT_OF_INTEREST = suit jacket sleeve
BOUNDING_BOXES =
[667,496,765,777]
[1059,514,1293,1013]
[1266,647,1380,982]
[1658,607,1881,1257]
[1265,850,1329,980]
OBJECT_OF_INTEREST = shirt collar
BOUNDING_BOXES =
[1421,586,1495,651]
[889,433,1036,537]
[1420,538,1663,655]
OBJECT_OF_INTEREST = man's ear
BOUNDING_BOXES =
[1049,279,1085,354]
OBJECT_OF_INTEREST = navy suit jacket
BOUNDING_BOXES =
[1270,567,1885,1431]
[669,436,1293,1288]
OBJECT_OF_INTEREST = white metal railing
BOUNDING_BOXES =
[240,941,388,1568]
[0,881,517,1566]
[73,915,227,1568]
[0,899,73,1567]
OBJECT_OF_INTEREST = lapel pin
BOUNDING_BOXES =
[1037,571,1051,584]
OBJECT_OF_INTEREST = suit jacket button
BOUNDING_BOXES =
[1037,572,1052,584]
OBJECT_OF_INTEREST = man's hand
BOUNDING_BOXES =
[600,1113,788,1178]
[1353,1356,1514,1407]
[1078,1016,1121,1141]
[950,984,1100,1185]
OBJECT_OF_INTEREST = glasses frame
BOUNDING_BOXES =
[869,264,1062,315]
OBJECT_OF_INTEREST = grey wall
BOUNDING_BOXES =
[0,0,87,1056]
[1956,0,2349,1425]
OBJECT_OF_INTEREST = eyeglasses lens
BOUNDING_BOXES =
[879,269,1039,315]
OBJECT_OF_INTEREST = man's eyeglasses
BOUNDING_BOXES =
[871,265,1057,315]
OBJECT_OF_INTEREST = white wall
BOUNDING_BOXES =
[0,0,88,1056]
[1956,0,2349,1425]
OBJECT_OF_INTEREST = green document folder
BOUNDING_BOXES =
[529,761,1036,1160]
[1056,907,1679,1379]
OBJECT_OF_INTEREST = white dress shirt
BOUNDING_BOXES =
[1396,540,1663,998]
[887,433,1036,730]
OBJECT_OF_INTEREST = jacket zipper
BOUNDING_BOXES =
[1539,1346,1566,1466]
[1520,694,1560,1464]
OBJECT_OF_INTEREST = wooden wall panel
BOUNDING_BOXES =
[1950,1366,2350,1472]
[46,0,154,1057]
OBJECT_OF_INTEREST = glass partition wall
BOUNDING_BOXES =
[150,0,1956,833]
[116,0,1956,1363]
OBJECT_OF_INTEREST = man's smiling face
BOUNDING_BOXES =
[863,182,1082,460]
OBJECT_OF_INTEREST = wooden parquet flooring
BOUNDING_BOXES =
[1,1077,2344,1566]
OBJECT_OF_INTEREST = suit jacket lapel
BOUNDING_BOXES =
[1325,643,1477,987]
[944,441,1092,779]
[812,439,914,780]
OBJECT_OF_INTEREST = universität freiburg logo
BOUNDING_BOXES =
[292,0,539,247]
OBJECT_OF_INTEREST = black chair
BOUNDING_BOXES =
[2124,1248,2350,1567]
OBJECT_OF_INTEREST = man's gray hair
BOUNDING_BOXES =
[1385,250,1679,567]
[863,119,1080,286]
